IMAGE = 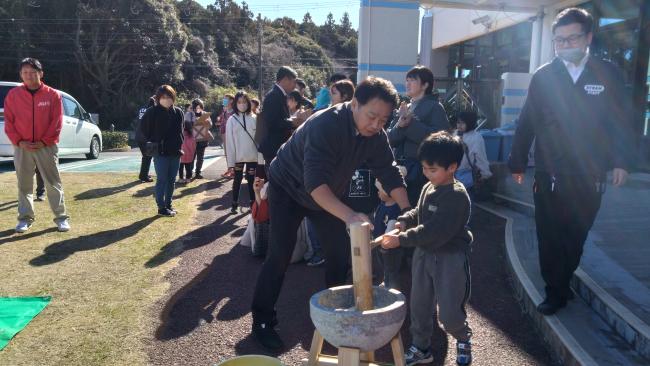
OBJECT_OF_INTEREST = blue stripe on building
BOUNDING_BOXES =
[503,89,528,97]
[358,63,413,72]
[394,83,406,93]
[360,0,420,9]
[501,107,522,115]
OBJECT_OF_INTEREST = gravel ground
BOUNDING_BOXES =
[145,159,556,366]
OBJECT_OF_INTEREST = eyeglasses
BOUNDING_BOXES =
[552,33,585,46]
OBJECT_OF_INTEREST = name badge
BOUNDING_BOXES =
[584,84,605,95]
[428,205,437,213]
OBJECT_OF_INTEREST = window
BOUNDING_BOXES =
[0,86,14,109]
[62,97,81,119]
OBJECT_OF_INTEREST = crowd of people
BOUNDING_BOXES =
[3,7,635,366]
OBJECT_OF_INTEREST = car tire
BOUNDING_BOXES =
[86,136,100,160]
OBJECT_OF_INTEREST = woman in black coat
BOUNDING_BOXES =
[140,85,184,216]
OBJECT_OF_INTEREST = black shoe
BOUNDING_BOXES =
[167,206,177,215]
[252,323,284,351]
[140,176,154,183]
[158,207,175,217]
[230,204,238,214]
[194,173,203,179]
[537,297,567,315]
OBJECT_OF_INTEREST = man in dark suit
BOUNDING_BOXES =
[258,66,310,167]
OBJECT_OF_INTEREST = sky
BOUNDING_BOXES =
[196,0,360,29]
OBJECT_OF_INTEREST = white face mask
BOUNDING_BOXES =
[557,47,585,64]
[159,98,173,109]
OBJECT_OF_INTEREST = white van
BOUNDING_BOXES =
[0,81,102,159]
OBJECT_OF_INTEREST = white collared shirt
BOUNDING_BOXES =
[562,53,589,84]
[275,83,287,96]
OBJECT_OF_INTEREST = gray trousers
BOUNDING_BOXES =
[13,145,68,223]
[410,248,472,349]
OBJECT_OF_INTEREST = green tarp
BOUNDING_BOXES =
[0,297,51,350]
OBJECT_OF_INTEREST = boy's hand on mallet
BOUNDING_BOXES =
[380,233,401,249]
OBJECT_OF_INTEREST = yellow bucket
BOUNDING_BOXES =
[215,355,284,366]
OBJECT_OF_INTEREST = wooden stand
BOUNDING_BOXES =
[303,223,406,366]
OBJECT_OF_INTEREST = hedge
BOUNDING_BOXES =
[102,131,130,150]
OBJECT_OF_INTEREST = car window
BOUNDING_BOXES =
[0,86,15,109]
[62,97,81,119]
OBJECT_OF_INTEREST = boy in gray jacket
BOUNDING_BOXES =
[380,131,473,365]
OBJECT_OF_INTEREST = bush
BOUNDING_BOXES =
[102,131,130,150]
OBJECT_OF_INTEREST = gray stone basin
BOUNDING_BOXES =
[309,285,406,352]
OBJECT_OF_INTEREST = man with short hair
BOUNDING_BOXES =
[509,8,635,315]
[251,76,411,350]
[4,58,70,233]
[258,66,310,166]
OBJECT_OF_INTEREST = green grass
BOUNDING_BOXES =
[0,173,207,365]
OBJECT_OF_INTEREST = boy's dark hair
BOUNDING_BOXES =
[191,98,204,109]
[418,131,464,169]
[329,73,347,85]
[406,66,434,95]
[19,57,43,72]
[353,77,398,109]
[457,111,478,131]
[287,90,302,103]
[233,91,252,115]
[295,78,307,90]
[276,66,298,82]
[331,79,355,102]
[553,8,593,34]
[184,103,191,110]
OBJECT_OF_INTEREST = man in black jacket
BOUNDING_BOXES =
[251,77,412,350]
[258,66,310,166]
[508,8,635,315]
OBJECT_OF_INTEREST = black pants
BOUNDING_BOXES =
[138,143,152,180]
[533,173,603,301]
[251,179,351,326]
[194,141,208,175]
[35,167,45,196]
[232,162,257,205]
[179,162,194,179]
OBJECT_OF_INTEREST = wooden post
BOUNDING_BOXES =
[307,330,324,366]
[349,222,373,311]
[338,347,361,366]
[390,333,406,366]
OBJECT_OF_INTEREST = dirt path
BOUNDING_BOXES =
[146,159,556,366]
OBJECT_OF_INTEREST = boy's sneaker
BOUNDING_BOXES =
[456,341,472,365]
[307,255,325,267]
[35,193,45,201]
[405,344,433,365]
[230,204,238,214]
[56,219,71,232]
[15,220,32,233]
[194,174,203,179]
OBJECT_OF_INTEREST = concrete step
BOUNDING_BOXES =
[475,201,648,365]
[489,192,650,360]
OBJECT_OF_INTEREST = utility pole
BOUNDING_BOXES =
[257,13,263,100]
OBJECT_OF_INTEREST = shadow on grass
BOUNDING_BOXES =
[144,203,246,268]
[0,203,18,212]
[0,227,58,246]
[74,180,142,201]
[132,180,221,200]
[29,216,160,266]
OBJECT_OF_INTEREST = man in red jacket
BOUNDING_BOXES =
[4,58,70,233]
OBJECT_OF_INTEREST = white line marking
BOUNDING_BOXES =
[59,156,127,171]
